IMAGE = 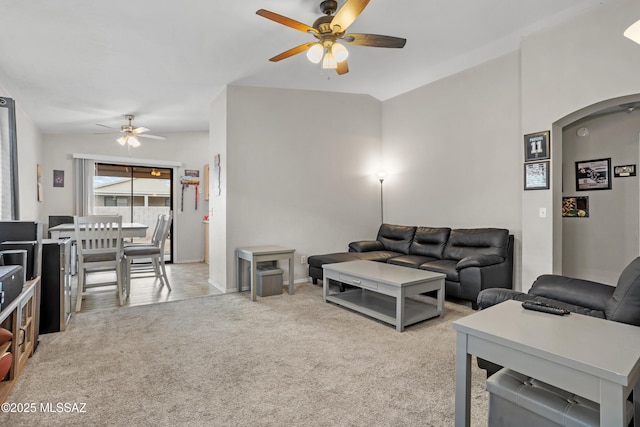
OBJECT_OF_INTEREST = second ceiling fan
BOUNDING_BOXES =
[257,0,406,75]
[95,114,166,148]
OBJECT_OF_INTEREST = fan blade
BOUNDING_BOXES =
[336,60,349,75]
[131,126,150,134]
[256,9,318,35]
[342,33,406,48]
[138,134,166,140]
[331,0,370,33]
[95,123,119,130]
[269,42,317,62]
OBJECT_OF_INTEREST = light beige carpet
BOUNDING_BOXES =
[1,283,488,426]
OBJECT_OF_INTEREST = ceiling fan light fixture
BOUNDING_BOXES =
[624,19,640,44]
[128,136,141,148]
[331,42,349,62]
[322,51,337,69]
[306,43,324,63]
[116,136,127,146]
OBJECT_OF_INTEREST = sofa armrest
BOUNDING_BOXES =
[349,240,383,252]
[530,274,614,312]
[477,288,535,309]
[457,254,504,270]
[476,287,608,319]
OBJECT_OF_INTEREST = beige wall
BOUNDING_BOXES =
[210,86,383,292]
[382,52,523,289]
[521,0,640,290]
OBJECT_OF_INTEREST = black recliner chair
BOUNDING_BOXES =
[476,256,640,375]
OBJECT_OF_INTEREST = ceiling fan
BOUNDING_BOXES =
[256,0,406,75]
[95,114,166,148]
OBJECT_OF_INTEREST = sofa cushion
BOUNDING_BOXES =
[419,259,459,281]
[308,251,403,269]
[442,228,509,261]
[408,227,451,259]
[606,257,640,326]
[376,224,416,254]
[387,255,438,268]
[308,252,362,268]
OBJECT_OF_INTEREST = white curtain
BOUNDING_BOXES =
[74,158,95,216]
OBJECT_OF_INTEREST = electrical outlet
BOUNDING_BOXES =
[539,208,547,218]
[301,256,307,264]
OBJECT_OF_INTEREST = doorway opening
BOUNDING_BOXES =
[93,163,174,262]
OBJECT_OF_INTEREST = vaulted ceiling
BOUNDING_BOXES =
[0,0,608,134]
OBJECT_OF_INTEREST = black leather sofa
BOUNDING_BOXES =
[308,223,514,306]
[476,256,640,376]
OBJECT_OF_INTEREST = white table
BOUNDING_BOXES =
[236,246,295,301]
[453,300,640,427]
[49,222,149,240]
[323,260,445,332]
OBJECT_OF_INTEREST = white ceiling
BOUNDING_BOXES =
[0,0,608,134]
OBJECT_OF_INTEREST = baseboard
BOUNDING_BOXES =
[208,277,312,294]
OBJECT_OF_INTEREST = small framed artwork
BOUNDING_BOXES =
[53,170,65,188]
[37,164,43,202]
[562,196,589,218]
[524,161,550,190]
[575,158,611,191]
[614,164,636,178]
[524,131,550,162]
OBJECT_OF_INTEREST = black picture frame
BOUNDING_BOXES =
[524,161,550,190]
[562,196,589,218]
[575,158,611,191]
[524,131,550,162]
[53,170,64,188]
[614,164,636,178]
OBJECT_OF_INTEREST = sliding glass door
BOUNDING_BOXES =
[93,163,173,261]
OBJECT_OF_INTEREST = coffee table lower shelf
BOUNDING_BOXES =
[325,289,439,329]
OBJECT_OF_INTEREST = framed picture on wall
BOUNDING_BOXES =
[524,131,550,162]
[53,169,64,188]
[562,196,589,217]
[614,164,636,177]
[524,161,550,190]
[575,158,611,191]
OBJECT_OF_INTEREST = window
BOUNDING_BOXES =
[0,97,19,220]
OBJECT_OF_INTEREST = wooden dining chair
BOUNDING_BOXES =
[123,212,172,295]
[74,215,124,312]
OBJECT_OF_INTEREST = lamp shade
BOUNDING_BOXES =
[624,19,640,44]
[331,42,349,62]
[322,51,337,69]
[128,136,141,148]
[306,43,324,63]
[117,135,141,147]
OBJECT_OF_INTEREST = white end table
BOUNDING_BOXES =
[236,246,295,301]
[453,300,640,427]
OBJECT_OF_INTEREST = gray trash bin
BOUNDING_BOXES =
[256,265,283,297]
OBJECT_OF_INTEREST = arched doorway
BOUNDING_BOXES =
[553,94,640,284]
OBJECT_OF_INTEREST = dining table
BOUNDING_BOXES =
[49,222,149,240]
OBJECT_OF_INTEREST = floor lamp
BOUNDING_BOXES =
[377,171,386,224]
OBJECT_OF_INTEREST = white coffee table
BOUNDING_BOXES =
[453,299,640,427]
[322,260,446,332]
